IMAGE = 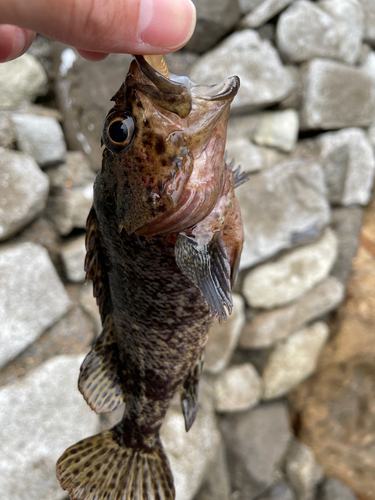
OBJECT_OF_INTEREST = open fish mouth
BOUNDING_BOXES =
[190,77,240,101]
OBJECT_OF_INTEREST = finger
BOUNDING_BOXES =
[76,49,109,62]
[0,24,36,62]
[0,0,196,55]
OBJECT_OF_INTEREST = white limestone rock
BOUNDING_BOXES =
[226,137,264,173]
[253,109,299,153]
[0,149,49,241]
[237,159,330,269]
[0,243,71,368]
[285,440,323,500]
[359,0,375,45]
[189,30,294,113]
[0,355,100,500]
[214,363,263,412]
[205,294,245,374]
[11,113,67,167]
[0,53,47,109]
[300,58,375,130]
[241,0,294,29]
[61,234,86,282]
[319,128,375,206]
[276,0,364,65]
[243,228,337,309]
[262,322,330,400]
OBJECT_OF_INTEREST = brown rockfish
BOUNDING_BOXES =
[56,55,246,500]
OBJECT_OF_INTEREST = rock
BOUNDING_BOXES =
[214,363,262,412]
[189,30,294,113]
[238,0,264,15]
[194,441,231,500]
[11,113,67,167]
[360,0,375,45]
[300,58,375,130]
[318,478,358,500]
[226,137,264,173]
[0,112,16,147]
[360,46,375,90]
[256,482,296,500]
[240,276,344,349]
[262,322,329,400]
[161,406,221,500]
[185,0,240,53]
[284,440,323,500]
[46,151,95,235]
[243,228,338,309]
[164,51,200,77]
[276,0,363,65]
[80,282,102,335]
[0,149,49,241]
[0,53,47,109]
[330,207,363,285]
[0,243,71,368]
[278,66,303,110]
[253,109,299,153]
[56,50,133,171]
[0,355,100,500]
[318,128,375,206]
[240,0,294,29]
[60,234,86,282]
[219,401,292,499]
[205,294,245,374]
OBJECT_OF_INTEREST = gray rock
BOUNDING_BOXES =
[11,113,67,167]
[226,137,264,173]
[236,159,330,269]
[60,234,86,282]
[189,30,294,113]
[241,0,294,29]
[0,355,100,500]
[319,128,375,206]
[284,440,323,500]
[194,441,231,500]
[185,0,240,53]
[80,282,102,335]
[0,112,15,147]
[300,58,375,130]
[220,401,292,499]
[164,51,200,76]
[278,66,303,110]
[318,477,358,500]
[46,151,95,235]
[238,0,264,14]
[205,294,245,374]
[240,276,344,349]
[214,363,262,412]
[253,109,299,153]
[360,0,375,45]
[0,149,49,241]
[0,243,71,368]
[257,482,296,500]
[262,322,329,400]
[330,206,363,285]
[161,405,221,500]
[243,228,337,309]
[276,0,364,65]
[360,45,375,91]
[0,53,47,109]
[56,50,133,171]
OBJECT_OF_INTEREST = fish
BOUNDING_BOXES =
[56,54,247,500]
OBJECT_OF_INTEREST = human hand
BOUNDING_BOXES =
[0,0,196,62]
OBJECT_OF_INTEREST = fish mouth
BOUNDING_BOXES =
[190,76,240,101]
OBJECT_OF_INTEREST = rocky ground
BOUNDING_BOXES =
[1,0,375,499]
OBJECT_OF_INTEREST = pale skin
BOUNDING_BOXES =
[0,0,196,62]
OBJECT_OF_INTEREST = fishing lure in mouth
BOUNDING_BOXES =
[56,54,247,500]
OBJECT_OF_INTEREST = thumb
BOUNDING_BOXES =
[0,0,196,61]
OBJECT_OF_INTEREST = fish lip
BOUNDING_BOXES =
[191,76,240,101]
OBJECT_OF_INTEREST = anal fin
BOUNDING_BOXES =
[180,348,205,432]
[56,427,175,500]
[79,315,124,414]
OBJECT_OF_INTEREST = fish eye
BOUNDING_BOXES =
[102,112,135,153]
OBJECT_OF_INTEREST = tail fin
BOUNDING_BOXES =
[56,427,175,500]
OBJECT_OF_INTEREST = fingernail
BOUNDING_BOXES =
[139,0,196,49]
[0,25,26,63]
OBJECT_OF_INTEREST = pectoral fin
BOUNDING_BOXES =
[175,233,232,324]
[180,349,205,432]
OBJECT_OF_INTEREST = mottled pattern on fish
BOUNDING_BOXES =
[56,55,246,500]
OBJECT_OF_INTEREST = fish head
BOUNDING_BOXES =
[101,55,239,235]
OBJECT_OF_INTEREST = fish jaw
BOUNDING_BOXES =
[102,58,240,236]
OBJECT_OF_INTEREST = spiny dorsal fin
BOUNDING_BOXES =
[175,233,232,324]
[56,428,175,500]
[180,348,205,432]
[78,315,124,414]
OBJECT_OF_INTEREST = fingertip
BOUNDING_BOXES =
[76,49,109,61]
[0,25,35,62]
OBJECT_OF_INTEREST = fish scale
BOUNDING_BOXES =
[56,55,246,500]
